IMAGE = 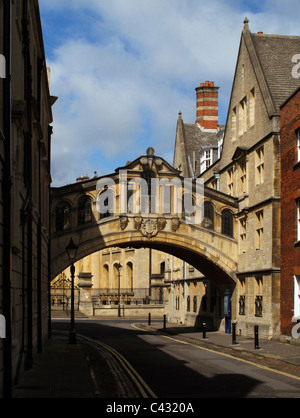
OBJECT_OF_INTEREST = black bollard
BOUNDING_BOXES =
[163,314,166,329]
[232,322,237,345]
[202,321,207,339]
[148,313,151,326]
[254,325,260,349]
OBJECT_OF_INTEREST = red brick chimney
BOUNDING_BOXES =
[195,81,219,130]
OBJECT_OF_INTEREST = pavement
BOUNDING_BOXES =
[11,312,300,398]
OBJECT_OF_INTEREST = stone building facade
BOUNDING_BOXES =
[50,19,300,345]
[50,149,209,322]
[199,20,300,339]
[0,0,55,397]
[50,142,238,332]
[280,87,300,340]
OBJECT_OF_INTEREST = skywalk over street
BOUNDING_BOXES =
[1,0,300,401]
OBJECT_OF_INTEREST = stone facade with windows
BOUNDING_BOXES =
[193,20,300,339]
[0,0,55,397]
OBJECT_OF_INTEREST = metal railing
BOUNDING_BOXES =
[50,287,167,309]
[91,288,166,306]
[50,288,80,310]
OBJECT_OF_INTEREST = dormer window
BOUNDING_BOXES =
[200,148,212,173]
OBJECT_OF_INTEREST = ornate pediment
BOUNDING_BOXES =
[116,147,181,177]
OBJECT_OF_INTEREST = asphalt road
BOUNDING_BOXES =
[52,318,300,398]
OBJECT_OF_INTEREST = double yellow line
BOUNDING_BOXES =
[79,333,157,398]
[131,323,300,382]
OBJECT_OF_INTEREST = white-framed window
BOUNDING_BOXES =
[218,132,224,158]
[200,149,212,173]
[293,275,300,320]
[297,198,300,242]
[297,129,300,163]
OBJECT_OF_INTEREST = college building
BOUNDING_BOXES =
[1,8,300,398]
[0,0,56,397]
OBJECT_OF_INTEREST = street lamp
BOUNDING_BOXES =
[66,238,78,344]
[115,263,122,317]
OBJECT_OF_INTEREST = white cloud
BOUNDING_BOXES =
[40,0,300,186]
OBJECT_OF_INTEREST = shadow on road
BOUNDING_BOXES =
[52,319,261,398]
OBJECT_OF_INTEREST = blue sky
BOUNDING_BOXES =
[39,0,300,186]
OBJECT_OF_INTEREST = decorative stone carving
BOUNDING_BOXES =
[141,219,158,239]
[157,218,167,231]
[134,216,143,230]
[134,217,167,239]
[120,215,129,230]
[171,217,180,232]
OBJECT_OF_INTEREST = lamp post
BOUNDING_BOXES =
[116,263,122,317]
[66,238,78,344]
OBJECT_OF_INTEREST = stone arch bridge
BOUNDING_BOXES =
[50,149,239,292]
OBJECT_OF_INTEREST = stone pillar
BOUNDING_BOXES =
[77,272,93,316]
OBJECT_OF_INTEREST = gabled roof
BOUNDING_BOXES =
[243,20,300,116]
[173,111,224,178]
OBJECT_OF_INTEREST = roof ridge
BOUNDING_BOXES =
[251,33,300,39]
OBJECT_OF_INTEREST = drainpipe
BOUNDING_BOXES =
[37,57,44,353]
[48,126,52,339]
[22,0,33,370]
[214,173,220,191]
[14,199,29,385]
[2,0,12,399]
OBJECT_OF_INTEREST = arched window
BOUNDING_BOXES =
[78,195,92,225]
[98,188,114,220]
[193,295,197,313]
[202,202,214,230]
[113,263,122,294]
[55,202,70,232]
[222,209,233,237]
[187,295,190,312]
[126,262,133,291]
[102,264,109,290]
[141,170,156,213]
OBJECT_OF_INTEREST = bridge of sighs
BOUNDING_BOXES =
[50,148,238,327]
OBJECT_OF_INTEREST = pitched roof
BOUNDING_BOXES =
[173,111,224,178]
[244,28,300,115]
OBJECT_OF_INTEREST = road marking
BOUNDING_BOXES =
[79,333,157,398]
[86,356,101,396]
[132,324,300,382]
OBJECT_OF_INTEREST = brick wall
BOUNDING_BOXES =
[280,88,300,336]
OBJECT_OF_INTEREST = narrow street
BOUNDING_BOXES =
[52,318,300,398]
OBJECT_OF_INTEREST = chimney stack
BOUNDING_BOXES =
[195,81,219,130]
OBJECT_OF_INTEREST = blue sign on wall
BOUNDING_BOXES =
[224,290,231,334]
